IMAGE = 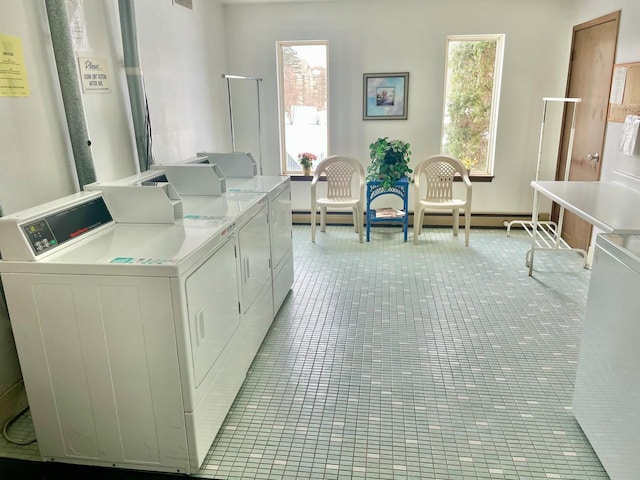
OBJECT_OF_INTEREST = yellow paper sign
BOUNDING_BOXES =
[0,34,30,97]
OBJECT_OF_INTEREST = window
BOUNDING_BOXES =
[276,41,328,175]
[441,34,504,175]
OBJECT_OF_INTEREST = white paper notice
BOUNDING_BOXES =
[618,115,640,155]
[78,57,110,93]
[610,66,628,105]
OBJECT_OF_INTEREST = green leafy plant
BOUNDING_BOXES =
[367,137,412,190]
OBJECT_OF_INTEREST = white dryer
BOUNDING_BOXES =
[0,188,269,474]
[225,175,294,315]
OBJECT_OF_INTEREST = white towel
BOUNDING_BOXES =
[618,114,640,156]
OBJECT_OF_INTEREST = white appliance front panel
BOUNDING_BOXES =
[2,273,189,470]
[573,235,640,479]
[238,208,272,313]
[185,238,240,388]
[269,186,293,271]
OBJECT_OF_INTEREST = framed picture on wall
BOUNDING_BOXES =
[363,72,409,120]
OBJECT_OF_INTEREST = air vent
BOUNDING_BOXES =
[173,0,193,11]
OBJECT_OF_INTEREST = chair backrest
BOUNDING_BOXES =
[415,155,467,200]
[314,155,365,199]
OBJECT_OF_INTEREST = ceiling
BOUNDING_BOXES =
[219,0,367,4]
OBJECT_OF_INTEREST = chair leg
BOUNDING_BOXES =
[413,208,423,244]
[311,205,317,242]
[320,207,327,232]
[464,209,470,246]
[357,207,363,243]
[352,207,359,233]
[452,208,460,236]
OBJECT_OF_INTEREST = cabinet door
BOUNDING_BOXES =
[238,207,271,313]
[185,238,240,388]
[270,187,293,270]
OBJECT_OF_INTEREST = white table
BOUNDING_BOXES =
[528,180,640,275]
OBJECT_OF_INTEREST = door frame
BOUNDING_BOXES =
[552,11,620,247]
[556,10,620,183]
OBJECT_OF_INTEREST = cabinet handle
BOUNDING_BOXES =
[196,310,205,346]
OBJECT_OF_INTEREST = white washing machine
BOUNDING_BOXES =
[0,186,271,474]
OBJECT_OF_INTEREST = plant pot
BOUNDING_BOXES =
[303,166,311,176]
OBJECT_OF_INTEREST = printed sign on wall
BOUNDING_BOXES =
[78,57,110,93]
[0,34,30,97]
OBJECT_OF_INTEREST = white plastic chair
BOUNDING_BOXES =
[413,155,472,246]
[310,155,365,243]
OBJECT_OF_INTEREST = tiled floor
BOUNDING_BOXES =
[0,225,609,479]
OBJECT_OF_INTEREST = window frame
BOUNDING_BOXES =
[276,40,330,176]
[440,34,505,176]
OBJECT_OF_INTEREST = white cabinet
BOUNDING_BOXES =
[573,233,640,480]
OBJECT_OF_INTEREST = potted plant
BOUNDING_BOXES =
[367,137,412,189]
[298,152,317,176]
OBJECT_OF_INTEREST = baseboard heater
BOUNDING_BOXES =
[293,211,546,229]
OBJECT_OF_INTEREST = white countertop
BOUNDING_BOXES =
[531,181,640,233]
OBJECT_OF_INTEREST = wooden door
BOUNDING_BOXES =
[553,11,620,251]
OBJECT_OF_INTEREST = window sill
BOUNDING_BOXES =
[460,174,494,182]
[290,174,317,181]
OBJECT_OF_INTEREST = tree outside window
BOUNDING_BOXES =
[277,41,328,175]
[441,35,504,175]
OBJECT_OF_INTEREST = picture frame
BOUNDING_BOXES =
[363,72,409,120]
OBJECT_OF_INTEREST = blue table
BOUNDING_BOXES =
[366,177,410,242]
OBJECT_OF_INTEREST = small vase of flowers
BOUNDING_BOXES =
[461,157,478,175]
[298,152,317,176]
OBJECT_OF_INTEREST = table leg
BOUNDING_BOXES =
[528,190,540,276]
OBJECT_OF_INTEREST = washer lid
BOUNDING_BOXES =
[225,176,289,198]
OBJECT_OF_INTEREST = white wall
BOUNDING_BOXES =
[223,0,577,212]
[0,0,232,211]
[0,1,78,216]
[80,0,138,182]
[135,0,232,164]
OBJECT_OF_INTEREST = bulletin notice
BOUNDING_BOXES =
[0,34,30,97]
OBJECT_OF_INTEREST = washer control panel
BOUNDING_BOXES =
[21,196,113,256]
